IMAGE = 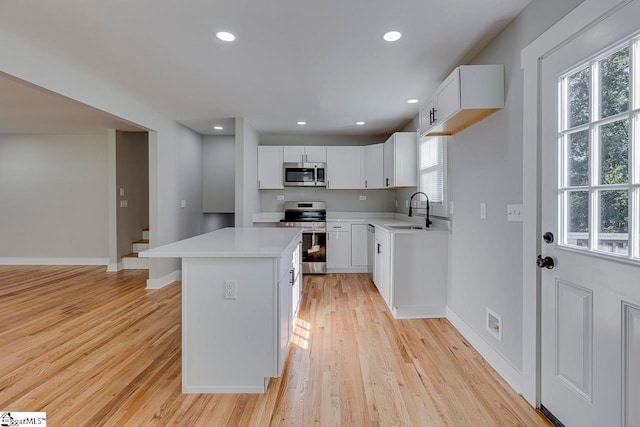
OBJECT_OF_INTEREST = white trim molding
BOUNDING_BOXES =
[446,307,523,395]
[146,269,181,290]
[0,257,109,266]
[520,0,632,407]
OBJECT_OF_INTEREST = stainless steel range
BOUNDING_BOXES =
[280,201,326,274]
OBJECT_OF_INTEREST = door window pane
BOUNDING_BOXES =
[599,119,629,185]
[600,47,630,119]
[568,67,590,128]
[566,191,590,248]
[568,130,589,186]
[598,190,629,254]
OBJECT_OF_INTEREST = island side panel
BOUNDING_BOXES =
[392,232,448,318]
[182,257,277,393]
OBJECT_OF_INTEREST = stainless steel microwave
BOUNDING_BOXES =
[283,162,326,187]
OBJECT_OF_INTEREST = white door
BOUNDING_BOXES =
[540,2,640,425]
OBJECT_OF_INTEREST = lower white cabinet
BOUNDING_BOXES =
[327,228,350,269]
[374,228,391,307]
[277,242,301,375]
[350,224,368,267]
[373,227,448,319]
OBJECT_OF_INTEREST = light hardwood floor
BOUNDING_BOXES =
[0,266,550,426]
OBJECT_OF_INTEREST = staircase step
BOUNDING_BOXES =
[132,240,149,253]
[122,253,149,270]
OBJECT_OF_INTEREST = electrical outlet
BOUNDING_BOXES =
[277,195,285,201]
[480,202,487,219]
[486,307,502,342]
[507,203,523,222]
[181,200,186,208]
[120,200,128,208]
[119,188,125,196]
[405,200,409,208]
[224,280,237,300]
[359,195,366,201]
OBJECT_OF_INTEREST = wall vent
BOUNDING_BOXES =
[486,307,502,342]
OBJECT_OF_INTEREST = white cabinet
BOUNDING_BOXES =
[284,146,326,163]
[278,241,301,374]
[372,227,448,319]
[326,222,350,269]
[364,143,384,189]
[258,146,284,189]
[350,224,368,267]
[383,132,417,188]
[326,146,363,189]
[374,228,391,307]
[420,64,504,136]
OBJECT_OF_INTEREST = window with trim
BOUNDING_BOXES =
[558,35,639,260]
[418,135,448,218]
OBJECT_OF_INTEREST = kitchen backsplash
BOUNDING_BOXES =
[260,188,397,212]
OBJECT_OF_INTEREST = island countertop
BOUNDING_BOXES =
[139,227,302,258]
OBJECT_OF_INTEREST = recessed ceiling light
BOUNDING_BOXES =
[383,31,402,42]
[213,126,224,130]
[297,121,307,125]
[216,31,236,42]
[407,98,419,104]
[356,121,365,126]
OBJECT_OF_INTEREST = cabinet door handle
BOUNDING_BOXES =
[385,178,389,187]
[290,269,295,285]
[377,243,381,254]
[365,180,368,188]
[258,180,261,188]
[433,108,437,123]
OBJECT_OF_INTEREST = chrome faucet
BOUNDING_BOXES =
[408,192,432,228]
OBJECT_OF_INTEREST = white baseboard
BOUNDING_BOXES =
[0,257,109,266]
[392,305,446,319]
[107,262,123,272]
[146,269,181,290]
[446,306,524,396]
[183,384,267,394]
[326,268,368,274]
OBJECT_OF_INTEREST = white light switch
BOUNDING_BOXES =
[120,200,128,208]
[360,195,367,201]
[277,195,285,201]
[507,203,523,222]
[119,188,125,196]
[480,202,487,219]
[181,200,186,208]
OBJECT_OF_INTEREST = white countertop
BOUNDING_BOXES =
[139,227,302,258]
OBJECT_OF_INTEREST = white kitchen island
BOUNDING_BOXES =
[140,227,302,393]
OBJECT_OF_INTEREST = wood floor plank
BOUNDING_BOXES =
[0,267,550,426]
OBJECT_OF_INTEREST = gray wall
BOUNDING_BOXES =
[0,134,109,259]
[434,0,585,371]
[260,134,384,147]
[116,131,149,258]
[260,189,396,212]
[203,135,235,213]
[235,118,261,226]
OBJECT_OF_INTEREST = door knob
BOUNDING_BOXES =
[543,232,554,244]
[536,255,555,269]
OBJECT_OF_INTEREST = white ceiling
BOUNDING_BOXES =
[0,0,530,136]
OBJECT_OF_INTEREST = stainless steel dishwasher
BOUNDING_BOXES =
[367,224,375,280]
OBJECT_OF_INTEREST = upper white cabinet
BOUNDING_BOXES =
[326,146,363,189]
[383,132,417,188]
[420,64,504,136]
[283,146,326,163]
[364,143,384,189]
[257,146,284,189]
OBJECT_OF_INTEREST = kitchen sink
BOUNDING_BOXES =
[386,225,425,230]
